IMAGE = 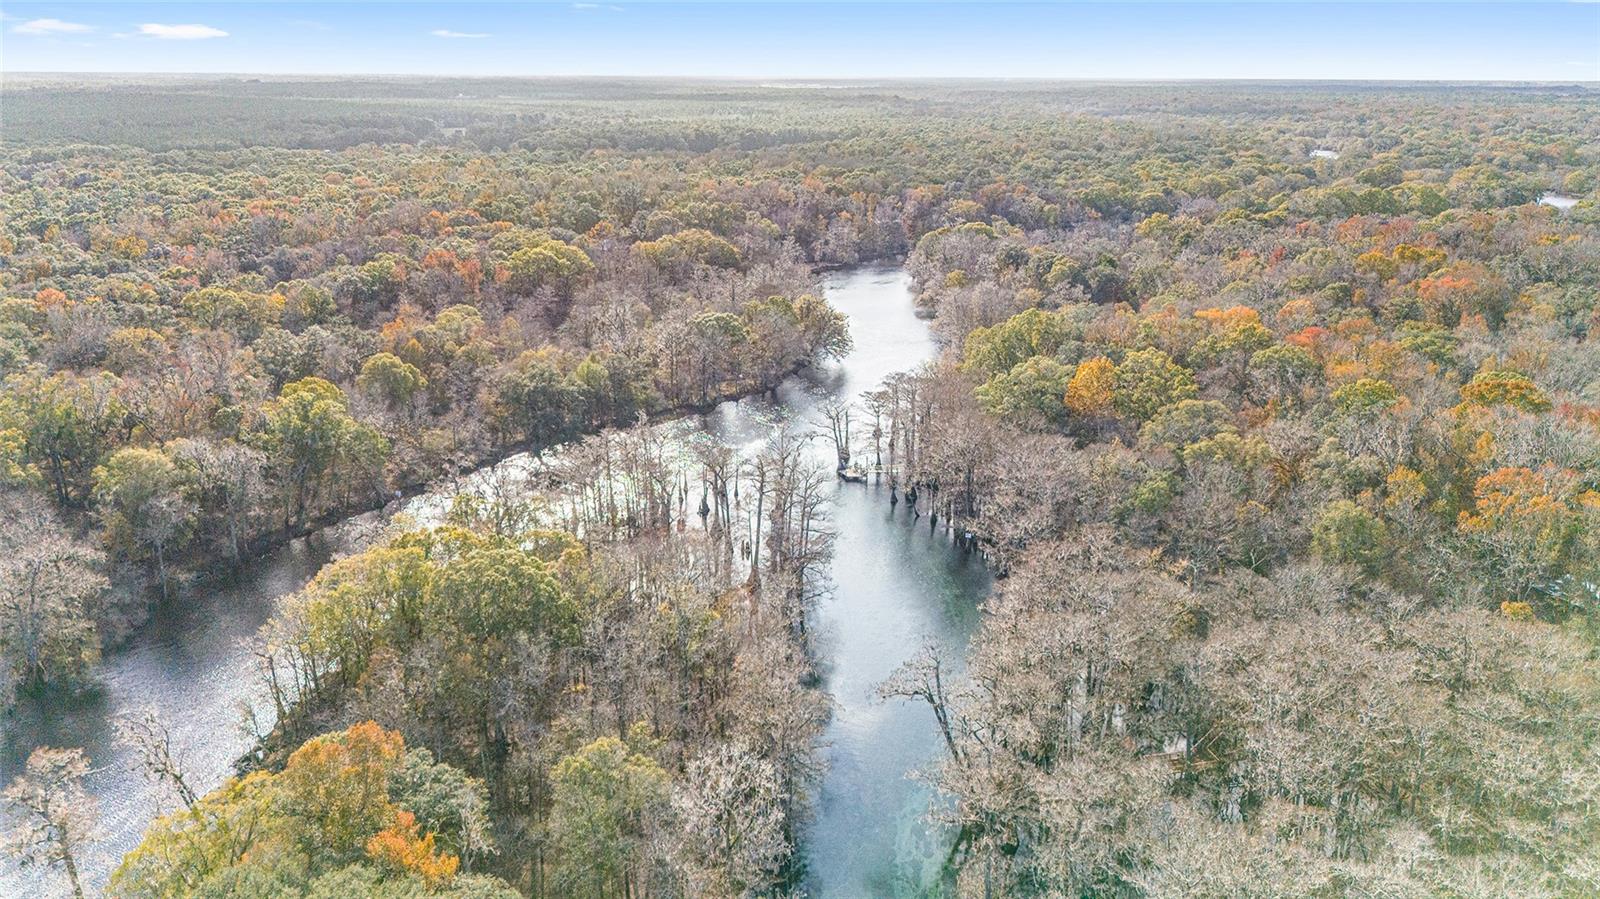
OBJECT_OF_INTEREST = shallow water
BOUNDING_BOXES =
[0,265,987,897]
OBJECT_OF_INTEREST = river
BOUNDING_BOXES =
[2,264,988,897]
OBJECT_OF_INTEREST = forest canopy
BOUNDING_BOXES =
[3,76,1599,898]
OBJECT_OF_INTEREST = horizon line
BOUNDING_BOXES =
[3,71,1597,85]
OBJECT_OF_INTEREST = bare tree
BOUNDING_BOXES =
[672,742,790,897]
[116,708,198,809]
[878,642,966,764]
[815,397,853,471]
[2,747,100,899]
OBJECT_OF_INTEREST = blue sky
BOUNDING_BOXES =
[2,2,1596,80]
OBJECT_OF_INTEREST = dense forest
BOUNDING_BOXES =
[3,77,1599,898]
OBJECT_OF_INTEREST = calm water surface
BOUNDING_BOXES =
[1,265,987,897]
[694,267,988,896]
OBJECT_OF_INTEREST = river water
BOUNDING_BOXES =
[1,264,987,897]
[692,266,988,896]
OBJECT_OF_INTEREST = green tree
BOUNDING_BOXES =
[688,312,750,402]
[548,737,671,898]
[1190,321,1274,388]
[976,356,1073,427]
[93,446,194,589]
[181,286,282,342]
[1312,500,1389,575]
[2,369,127,507]
[962,308,1074,378]
[635,228,741,274]
[1113,348,1198,422]
[493,349,574,448]
[1247,343,1320,404]
[1332,377,1401,416]
[503,238,594,296]
[258,377,388,528]
[1139,399,1235,451]
[357,352,428,410]
[427,538,577,650]
[387,747,493,861]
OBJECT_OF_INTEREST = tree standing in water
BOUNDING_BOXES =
[3,746,100,899]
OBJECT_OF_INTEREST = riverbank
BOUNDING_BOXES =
[3,265,995,898]
[150,357,822,601]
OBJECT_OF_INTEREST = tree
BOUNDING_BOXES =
[1311,500,1389,575]
[3,747,100,899]
[117,708,198,809]
[365,810,459,888]
[278,721,405,861]
[789,293,853,362]
[1,369,127,507]
[258,377,388,529]
[1247,343,1320,405]
[110,769,300,897]
[1064,355,1116,418]
[0,492,107,703]
[167,437,266,567]
[427,537,578,651]
[1416,262,1511,328]
[387,747,494,863]
[93,446,194,589]
[1458,466,1590,605]
[111,722,511,897]
[672,743,789,898]
[961,307,1073,378]
[548,736,671,897]
[1140,399,1235,451]
[688,312,749,403]
[1331,377,1401,416]
[1190,320,1274,389]
[357,352,428,411]
[976,355,1073,427]
[635,228,741,275]
[1458,369,1551,413]
[1113,348,1198,422]
[180,286,282,341]
[494,348,575,448]
[503,238,594,296]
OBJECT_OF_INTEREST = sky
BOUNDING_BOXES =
[1,2,1597,81]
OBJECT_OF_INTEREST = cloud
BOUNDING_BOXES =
[13,18,93,35]
[139,23,229,40]
[431,28,490,38]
